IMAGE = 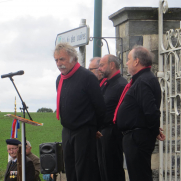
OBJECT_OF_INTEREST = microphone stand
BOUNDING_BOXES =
[9,76,33,181]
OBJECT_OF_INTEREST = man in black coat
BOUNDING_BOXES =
[54,43,106,181]
[98,54,127,181]
[116,46,165,181]
[4,139,35,181]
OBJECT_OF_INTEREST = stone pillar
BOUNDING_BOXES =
[109,7,181,79]
[109,7,181,181]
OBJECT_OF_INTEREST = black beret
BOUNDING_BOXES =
[6,139,21,145]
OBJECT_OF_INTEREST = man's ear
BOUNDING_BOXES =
[110,62,115,70]
[134,58,139,66]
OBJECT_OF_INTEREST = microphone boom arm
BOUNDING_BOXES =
[9,77,33,121]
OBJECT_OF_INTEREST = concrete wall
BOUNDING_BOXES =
[109,7,181,181]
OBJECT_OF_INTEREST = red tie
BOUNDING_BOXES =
[113,66,151,124]
[99,70,121,87]
[56,62,80,120]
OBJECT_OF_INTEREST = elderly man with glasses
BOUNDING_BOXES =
[89,57,103,81]
[4,139,35,181]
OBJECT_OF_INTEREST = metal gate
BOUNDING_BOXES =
[158,0,181,180]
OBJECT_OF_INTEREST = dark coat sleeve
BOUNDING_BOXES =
[27,153,40,180]
[26,157,35,181]
[33,157,40,180]
[137,78,161,137]
[56,75,61,91]
[4,161,11,181]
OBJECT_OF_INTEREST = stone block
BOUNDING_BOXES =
[129,21,158,35]
[60,173,67,181]
[123,51,129,66]
[128,21,180,36]
[152,153,159,169]
[122,36,143,52]
[129,36,143,49]
[118,22,129,37]
[151,50,159,65]
[143,34,158,51]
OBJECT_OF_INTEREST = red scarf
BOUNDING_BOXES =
[113,79,132,124]
[56,62,80,120]
[113,66,151,124]
[99,70,120,87]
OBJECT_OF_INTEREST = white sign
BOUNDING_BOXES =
[55,26,90,47]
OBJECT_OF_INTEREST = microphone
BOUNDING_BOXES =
[1,70,24,78]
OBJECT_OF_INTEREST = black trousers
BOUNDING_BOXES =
[62,126,97,181]
[98,124,125,181]
[96,137,105,181]
[122,129,156,181]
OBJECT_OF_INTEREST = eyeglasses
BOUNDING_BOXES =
[89,67,99,71]
[7,147,18,152]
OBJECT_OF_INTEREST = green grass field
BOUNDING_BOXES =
[0,112,62,181]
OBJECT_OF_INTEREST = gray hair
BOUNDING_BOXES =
[132,45,153,67]
[26,140,31,147]
[107,54,120,70]
[54,43,78,62]
[90,57,101,66]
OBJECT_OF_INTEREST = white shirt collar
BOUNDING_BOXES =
[12,158,17,162]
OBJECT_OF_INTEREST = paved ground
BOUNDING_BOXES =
[56,173,66,181]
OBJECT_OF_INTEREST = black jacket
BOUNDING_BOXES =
[117,68,161,137]
[56,66,106,130]
[100,73,127,128]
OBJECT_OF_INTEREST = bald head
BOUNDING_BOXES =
[99,54,120,79]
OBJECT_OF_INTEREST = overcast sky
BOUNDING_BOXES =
[0,0,180,113]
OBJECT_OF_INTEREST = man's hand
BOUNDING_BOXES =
[96,131,103,138]
[157,127,165,141]
[51,174,53,179]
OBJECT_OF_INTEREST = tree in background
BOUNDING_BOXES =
[37,107,53,113]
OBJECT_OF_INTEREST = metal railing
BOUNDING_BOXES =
[158,0,181,180]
